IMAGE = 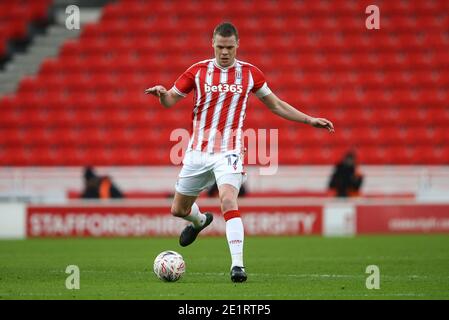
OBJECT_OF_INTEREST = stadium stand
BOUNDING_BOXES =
[0,0,52,59]
[0,0,448,167]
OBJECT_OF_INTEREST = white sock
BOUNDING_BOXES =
[226,217,244,269]
[182,203,206,229]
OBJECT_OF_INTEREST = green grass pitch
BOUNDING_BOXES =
[0,235,448,299]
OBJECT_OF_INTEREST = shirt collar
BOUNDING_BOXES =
[213,58,236,70]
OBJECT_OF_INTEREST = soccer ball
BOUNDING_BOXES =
[153,250,185,282]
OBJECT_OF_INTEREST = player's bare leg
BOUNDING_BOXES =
[219,183,247,283]
[172,191,214,247]
[171,191,197,218]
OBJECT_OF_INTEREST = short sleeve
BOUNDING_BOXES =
[173,65,196,97]
[250,66,272,98]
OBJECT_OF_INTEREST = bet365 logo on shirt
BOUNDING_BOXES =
[204,83,243,94]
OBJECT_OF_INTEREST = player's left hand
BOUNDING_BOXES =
[310,118,335,133]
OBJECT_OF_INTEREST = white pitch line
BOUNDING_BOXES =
[187,272,448,280]
[46,270,449,280]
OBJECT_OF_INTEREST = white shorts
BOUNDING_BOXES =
[175,150,247,197]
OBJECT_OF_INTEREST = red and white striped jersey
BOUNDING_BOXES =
[172,58,272,154]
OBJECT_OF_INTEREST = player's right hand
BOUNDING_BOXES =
[144,85,167,97]
[310,117,335,133]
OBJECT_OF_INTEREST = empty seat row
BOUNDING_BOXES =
[103,0,449,18]
[19,71,449,92]
[1,124,447,146]
[1,145,447,166]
